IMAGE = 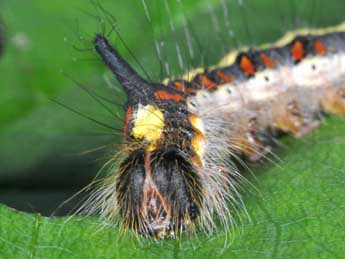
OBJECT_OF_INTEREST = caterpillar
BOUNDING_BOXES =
[79,3,345,239]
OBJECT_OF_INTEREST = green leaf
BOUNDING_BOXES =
[1,116,345,258]
[1,0,345,258]
[0,0,220,181]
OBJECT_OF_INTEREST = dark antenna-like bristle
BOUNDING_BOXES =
[94,34,152,99]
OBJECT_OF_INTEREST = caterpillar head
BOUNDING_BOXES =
[116,148,203,238]
[94,35,204,238]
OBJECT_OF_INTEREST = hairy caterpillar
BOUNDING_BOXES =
[78,2,345,239]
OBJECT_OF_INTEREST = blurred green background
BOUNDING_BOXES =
[0,0,237,215]
[0,0,345,257]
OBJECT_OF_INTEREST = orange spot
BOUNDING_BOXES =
[191,130,205,157]
[189,113,201,129]
[154,90,185,102]
[260,53,274,68]
[189,113,205,162]
[291,40,304,62]
[186,87,197,95]
[199,75,218,90]
[240,56,255,76]
[123,105,132,137]
[216,71,234,83]
[314,40,325,55]
[174,81,186,92]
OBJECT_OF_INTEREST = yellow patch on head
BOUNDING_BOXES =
[132,104,164,145]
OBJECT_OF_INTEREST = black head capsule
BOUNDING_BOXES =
[93,34,203,237]
[116,148,203,238]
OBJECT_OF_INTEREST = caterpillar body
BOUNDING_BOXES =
[86,21,345,238]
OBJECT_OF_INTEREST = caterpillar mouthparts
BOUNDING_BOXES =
[90,22,345,238]
[116,148,202,238]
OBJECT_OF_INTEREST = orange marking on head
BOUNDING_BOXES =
[123,105,132,137]
[141,151,171,221]
[155,90,185,102]
[174,81,186,92]
[314,40,325,55]
[260,53,274,68]
[291,40,304,62]
[216,71,234,83]
[191,130,205,158]
[240,56,255,76]
[199,75,218,90]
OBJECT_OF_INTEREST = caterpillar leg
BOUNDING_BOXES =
[273,100,320,138]
[321,86,345,115]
